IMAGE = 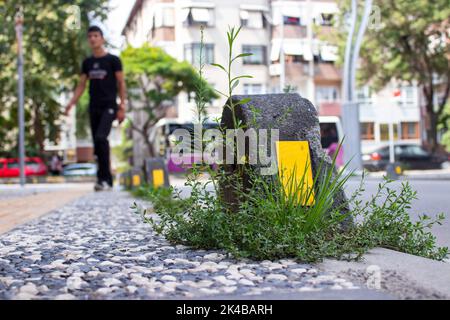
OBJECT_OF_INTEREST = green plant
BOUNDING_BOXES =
[332,0,450,152]
[120,44,217,157]
[0,1,110,155]
[131,26,448,263]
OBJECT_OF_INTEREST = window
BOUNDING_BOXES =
[240,10,265,28]
[320,13,334,26]
[243,84,264,95]
[154,7,175,28]
[380,124,399,141]
[242,45,266,65]
[315,86,338,102]
[401,122,419,139]
[361,122,375,140]
[184,43,214,65]
[283,16,301,26]
[403,145,429,157]
[183,7,215,27]
[356,86,372,104]
[398,86,416,106]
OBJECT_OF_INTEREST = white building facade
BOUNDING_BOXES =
[122,0,423,152]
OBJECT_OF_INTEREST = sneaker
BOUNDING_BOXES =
[94,182,105,192]
[94,181,112,192]
[103,181,112,191]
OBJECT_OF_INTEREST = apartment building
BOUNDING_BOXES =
[122,0,271,120]
[122,0,422,153]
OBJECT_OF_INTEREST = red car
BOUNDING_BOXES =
[0,157,48,178]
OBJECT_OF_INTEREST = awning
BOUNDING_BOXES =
[313,2,338,15]
[180,8,191,22]
[181,1,215,9]
[281,6,302,18]
[283,41,303,56]
[240,4,269,12]
[191,8,210,22]
[302,43,313,61]
[270,40,281,61]
[270,40,315,61]
[320,45,338,61]
[240,10,249,20]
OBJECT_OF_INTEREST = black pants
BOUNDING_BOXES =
[89,105,117,186]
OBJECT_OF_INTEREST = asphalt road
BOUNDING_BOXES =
[345,178,450,249]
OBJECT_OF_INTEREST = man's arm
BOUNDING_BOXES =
[65,74,87,115]
[116,70,127,124]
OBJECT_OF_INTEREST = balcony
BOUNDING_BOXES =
[318,101,341,116]
[314,63,342,84]
[272,25,307,39]
[149,27,175,42]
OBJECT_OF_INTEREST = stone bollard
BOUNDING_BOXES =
[118,169,141,189]
[144,157,170,189]
[219,93,350,225]
[385,162,403,180]
[130,168,144,188]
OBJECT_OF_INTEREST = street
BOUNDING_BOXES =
[346,178,450,249]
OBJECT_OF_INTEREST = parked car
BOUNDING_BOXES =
[0,157,47,178]
[362,144,447,171]
[62,163,97,176]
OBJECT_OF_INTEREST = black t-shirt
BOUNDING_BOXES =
[82,53,122,107]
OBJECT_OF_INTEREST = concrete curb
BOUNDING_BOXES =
[193,288,393,300]
[318,248,450,299]
[367,169,450,181]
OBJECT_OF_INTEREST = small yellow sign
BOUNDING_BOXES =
[276,141,315,206]
[132,174,141,187]
[152,169,165,188]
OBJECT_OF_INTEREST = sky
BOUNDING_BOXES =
[102,0,135,54]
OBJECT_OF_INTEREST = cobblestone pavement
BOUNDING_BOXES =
[0,191,374,300]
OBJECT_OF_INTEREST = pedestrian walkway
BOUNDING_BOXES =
[0,190,389,300]
[0,184,91,235]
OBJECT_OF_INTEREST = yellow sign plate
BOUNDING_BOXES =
[276,141,315,206]
[152,169,164,188]
[132,174,141,187]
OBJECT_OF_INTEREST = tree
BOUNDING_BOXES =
[0,0,109,156]
[121,45,217,158]
[441,102,450,152]
[336,0,449,152]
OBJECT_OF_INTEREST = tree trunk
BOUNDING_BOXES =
[144,137,155,158]
[427,111,439,153]
[33,103,45,155]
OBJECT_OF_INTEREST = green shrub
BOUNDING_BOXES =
[132,170,448,262]
[131,26,448,263]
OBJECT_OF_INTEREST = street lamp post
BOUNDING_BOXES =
[342,0,372,173]
[15,7,26,187]
[279,8,285,92]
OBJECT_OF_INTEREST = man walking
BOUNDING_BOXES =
[65,26,126,191]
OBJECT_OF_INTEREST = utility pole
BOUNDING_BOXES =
[306,0,314,102]
[342,0,372,173]
[279,6,285,92]
[15,6,26,187]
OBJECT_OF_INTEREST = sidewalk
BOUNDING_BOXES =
[0,183,91,234]
[0,189,391,300]
[367,168,450,180]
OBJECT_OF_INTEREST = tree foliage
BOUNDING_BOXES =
[121,44,217,158]
[0,0,109,156]
[335,0,450,151]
